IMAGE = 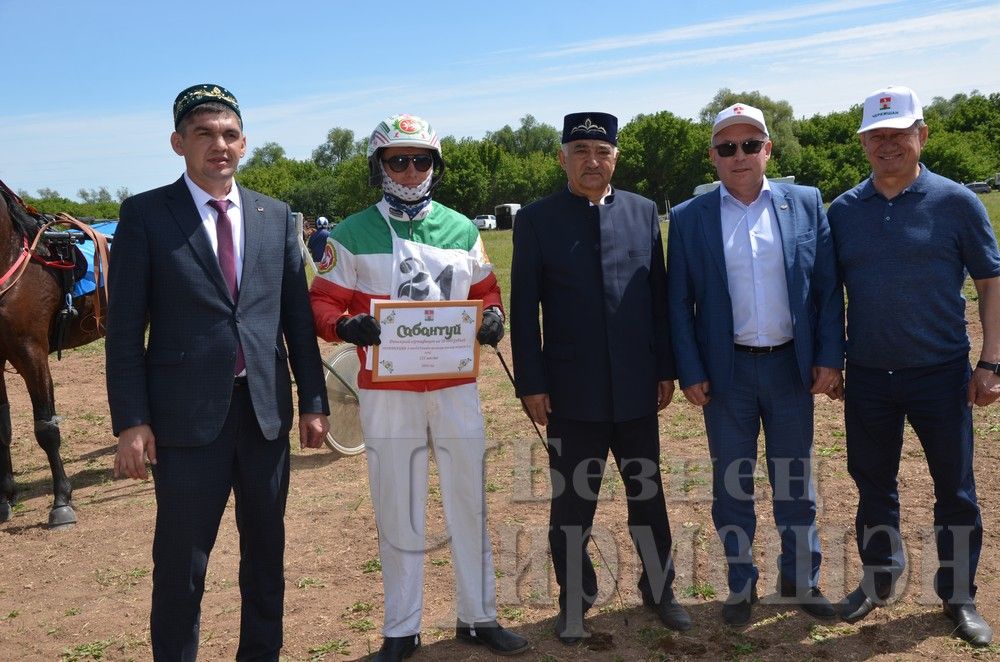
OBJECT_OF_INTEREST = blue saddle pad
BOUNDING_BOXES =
[71,220,117,297]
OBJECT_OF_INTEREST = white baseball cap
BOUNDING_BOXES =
[857,85,923,134]
[712,103,769,139]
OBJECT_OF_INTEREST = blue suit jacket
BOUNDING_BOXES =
[666,183,843,396]
[106,177,328,445]
[511,187,674,423]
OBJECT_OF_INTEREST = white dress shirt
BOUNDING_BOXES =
[183,172,245,287]
[719,180,793,347]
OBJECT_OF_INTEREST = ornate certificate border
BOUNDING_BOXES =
[370,300,483,382]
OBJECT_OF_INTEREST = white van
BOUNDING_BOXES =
[473,214,497,230]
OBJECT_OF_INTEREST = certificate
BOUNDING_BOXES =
[370,300,483,382]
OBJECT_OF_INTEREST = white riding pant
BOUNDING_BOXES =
[359,383,497,637]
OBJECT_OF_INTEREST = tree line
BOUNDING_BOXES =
[19,88,1000,220]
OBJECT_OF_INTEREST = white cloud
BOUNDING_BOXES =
[1,0,996,199]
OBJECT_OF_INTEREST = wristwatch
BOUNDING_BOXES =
[976,360,1000,375]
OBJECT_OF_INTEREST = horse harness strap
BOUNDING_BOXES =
[0,234,31,296]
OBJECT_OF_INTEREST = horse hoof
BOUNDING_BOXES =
[48,505,77,529]
[0,502,10,524]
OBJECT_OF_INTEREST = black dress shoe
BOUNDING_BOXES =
[838,584,888,623]
[722,587,759,627]
[371,634,420,661]
[554,609,589,645]
[456,620,529,655]
[642,590,693,631]
[943,602,993,646]
[779,580,837,620]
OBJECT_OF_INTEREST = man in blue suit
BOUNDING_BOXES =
[106,84,330,661]
[511,112,690,643]
[667,103,843,627]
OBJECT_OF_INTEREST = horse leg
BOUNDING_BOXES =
[0,371,13,523]
[12,349,76,529]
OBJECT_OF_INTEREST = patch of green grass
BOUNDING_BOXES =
[296,577,326,589]
[499,605,525,621]
[308,638,350,658]
[361,557,382,574]
[66,338,106,358]
[730,640,756,658]
[681,476,709,493]
[430,557,449,567]
[4,609,18,620]
[485,481,500,492]
[480,230,513,312]
[61,638,113,661]
[346,601,374,615]
[815,443,844,457]
[64,607,82,616]
[681,581,716,600]
[94,567,149,588]
[808,623,853,643]
[347,617,375,632]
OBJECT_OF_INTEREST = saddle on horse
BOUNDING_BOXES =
[0,179,111,357]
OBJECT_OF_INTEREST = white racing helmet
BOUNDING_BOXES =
[316,216,330,229]
[367,113,445,189]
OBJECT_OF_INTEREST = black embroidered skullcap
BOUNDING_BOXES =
[173,83,241,128]
[561,112,618,145]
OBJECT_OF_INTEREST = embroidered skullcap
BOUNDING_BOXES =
[561,112,618,146]
[173,84,241,128]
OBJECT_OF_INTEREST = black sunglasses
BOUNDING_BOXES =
[382,154,434,173]
[713,139,767,157]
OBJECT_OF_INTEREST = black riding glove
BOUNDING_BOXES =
[336,314,381,346]
[476,307,505,347]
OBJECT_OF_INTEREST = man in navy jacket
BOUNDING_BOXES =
[511,112,690,643]
[667,103,843,627]
[106,84,329,661]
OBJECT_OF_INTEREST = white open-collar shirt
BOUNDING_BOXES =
[718,179,793,347]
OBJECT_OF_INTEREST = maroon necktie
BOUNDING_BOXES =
[207,199,246,375]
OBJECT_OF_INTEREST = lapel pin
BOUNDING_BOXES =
[780,204,788,210]
[257,206,264,212]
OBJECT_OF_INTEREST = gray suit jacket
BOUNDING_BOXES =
[666,182,844,397]
[106,177,328,445]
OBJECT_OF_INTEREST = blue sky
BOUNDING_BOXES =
[1,0,997,200]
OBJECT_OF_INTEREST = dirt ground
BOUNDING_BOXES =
[2,307,1000,661]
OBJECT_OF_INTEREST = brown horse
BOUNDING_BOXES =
[0,188,107,528]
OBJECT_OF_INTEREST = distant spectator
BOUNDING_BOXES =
[308,216,330,262]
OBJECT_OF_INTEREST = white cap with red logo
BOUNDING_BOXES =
[712,103,769,139]
[857,86,923,134]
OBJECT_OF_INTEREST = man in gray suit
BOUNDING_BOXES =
[106,83,329,661]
